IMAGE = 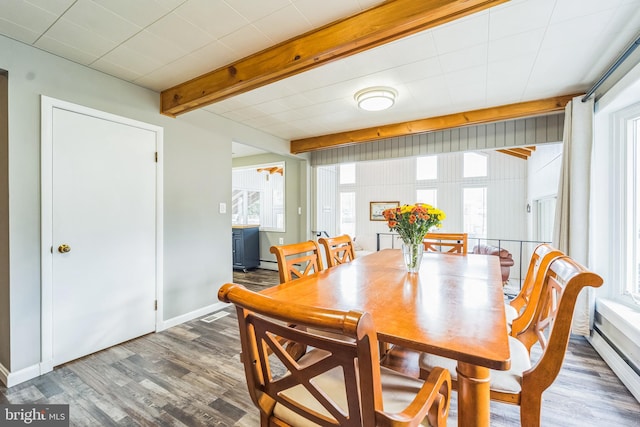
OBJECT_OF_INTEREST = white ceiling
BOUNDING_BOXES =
[1,0,640,146]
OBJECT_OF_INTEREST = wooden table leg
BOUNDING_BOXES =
[457,362,491,427]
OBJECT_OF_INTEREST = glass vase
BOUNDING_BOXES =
[402,243,424,273]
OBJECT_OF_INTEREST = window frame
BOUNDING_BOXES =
[462,186,487,238]
[232,161,285,232]
[612,101,640,307]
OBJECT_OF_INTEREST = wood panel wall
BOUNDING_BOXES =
[310,113,564,166]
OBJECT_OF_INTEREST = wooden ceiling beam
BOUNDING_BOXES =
[507,147,534,156]
[160,0,510,117]
[496,149,529,160]
[290,94,578,154]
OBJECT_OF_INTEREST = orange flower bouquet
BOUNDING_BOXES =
[382,203,446,245]
[382,203,446,272]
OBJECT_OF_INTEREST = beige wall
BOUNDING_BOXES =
[232,153,309,269]
[0,34,289,383]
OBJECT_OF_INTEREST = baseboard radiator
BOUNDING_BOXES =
[589,327,640,403]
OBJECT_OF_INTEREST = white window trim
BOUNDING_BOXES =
[611,102,640,308]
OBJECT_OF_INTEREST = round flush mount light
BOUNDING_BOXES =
[354,86,398,111]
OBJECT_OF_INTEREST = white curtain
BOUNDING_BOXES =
[552,95,595,336]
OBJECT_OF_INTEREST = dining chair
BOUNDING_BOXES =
[419,255,603,427]
[270,240,324,283]
[218,283,453,427]
[506,243,563,335]
[318,234,356,267]
[380,244,563,378]
[422,232,468,254]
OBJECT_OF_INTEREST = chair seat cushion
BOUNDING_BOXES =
[274,349,432,426]
[419,336,531,394]
[505,303,519,325]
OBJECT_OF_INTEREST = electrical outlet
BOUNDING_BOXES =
[219,202,226,214]
[279,237,284,245]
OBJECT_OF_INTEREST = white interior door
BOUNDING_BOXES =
[49,106,158,366]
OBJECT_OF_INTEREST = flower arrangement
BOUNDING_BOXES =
[382,203,446,245]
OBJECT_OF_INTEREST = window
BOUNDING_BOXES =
[416,156,437,180]
[609,101,640,306]
[627,114,640,301]
[463,187,487,237]
[417,189,437,206]
[232,163,285,231]
[340,192,356,237]
[463,152,487,177]
[534,196,556,242]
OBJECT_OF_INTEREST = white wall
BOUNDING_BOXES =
[0,34,289,381]
[316,150,528,255]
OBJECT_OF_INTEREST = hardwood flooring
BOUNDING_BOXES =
[1,268,638,426]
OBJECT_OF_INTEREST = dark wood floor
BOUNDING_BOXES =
[1,268,639,426]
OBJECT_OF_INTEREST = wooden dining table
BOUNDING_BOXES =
[261,249,511,427]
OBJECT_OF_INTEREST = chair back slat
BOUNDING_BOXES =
[510,244,564,336]
[423,232,468,254]
[319,235,356,267]
[517,256,603,391]
[270,240,324,283]
[252,319,362,425]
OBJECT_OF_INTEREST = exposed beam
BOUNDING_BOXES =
[290,94,578,154]
[505,148,531,157]
[497,150,527,160]
[160,0,510,117]
[497,146,537,160]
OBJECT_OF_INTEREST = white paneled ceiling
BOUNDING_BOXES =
[1,0,639,143]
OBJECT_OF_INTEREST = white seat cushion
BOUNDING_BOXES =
[505,303,519,325]
[274,349,433,426]
[419,336,531,395]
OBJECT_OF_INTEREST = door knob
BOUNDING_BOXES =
[58,244,71,253]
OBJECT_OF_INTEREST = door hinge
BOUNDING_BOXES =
[155,152,158,162]
[154,300,158,311]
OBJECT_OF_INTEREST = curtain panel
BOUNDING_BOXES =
[552,96,595,336]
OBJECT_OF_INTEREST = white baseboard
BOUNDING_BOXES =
[0,362,41,388]
[589,330,640,403]
[258,261,278,271]
[158,301,228,331]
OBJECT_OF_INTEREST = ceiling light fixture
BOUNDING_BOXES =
[354,86,398,111]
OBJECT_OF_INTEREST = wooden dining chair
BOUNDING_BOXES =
[506,243,563,335]
[218,283,453,427]
[419,255,603,427]
[318,234,356,267]
[270,240,324,283]
[422,232,468,254]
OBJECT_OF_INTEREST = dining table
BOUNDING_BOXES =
[261,248,511,427]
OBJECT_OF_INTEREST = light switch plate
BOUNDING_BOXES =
[219,202,226,214]
[279,237,284,244]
